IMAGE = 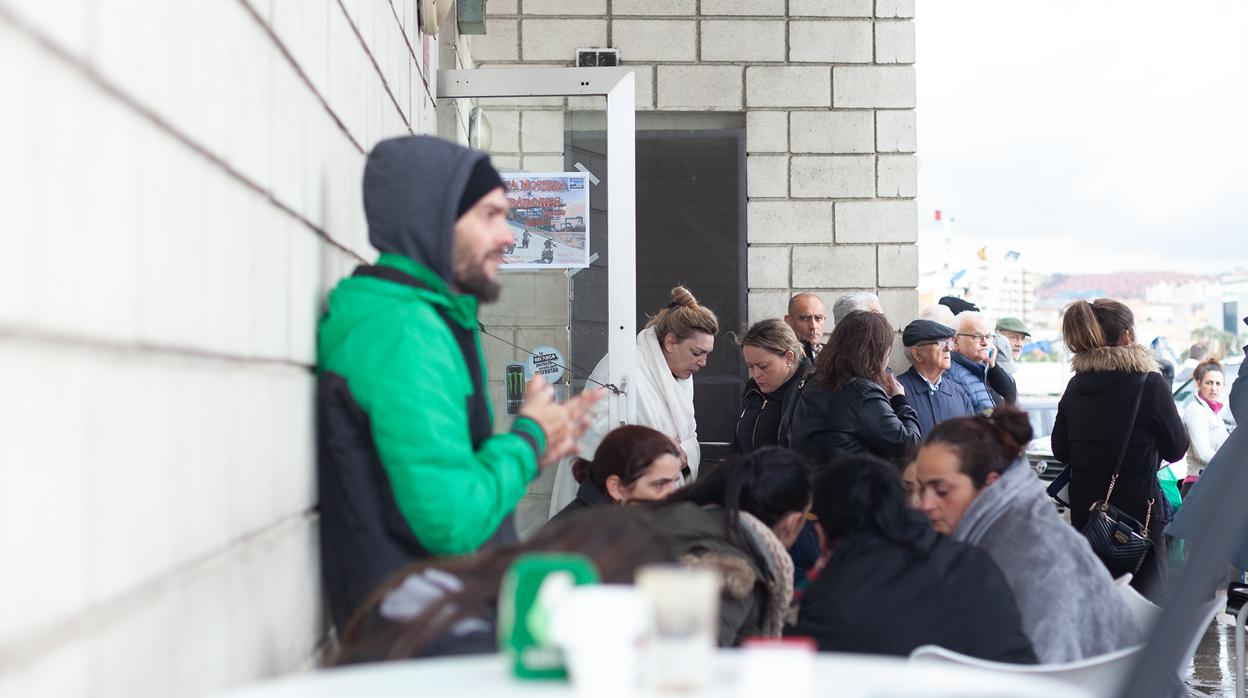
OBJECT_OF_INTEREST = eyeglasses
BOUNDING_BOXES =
[917,339,956,350]
[795,314,826,323]
[956,333,994,344]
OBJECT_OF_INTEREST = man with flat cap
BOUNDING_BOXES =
[316,136,602,629]
[995,316,1031,362]
[897,319,977,436]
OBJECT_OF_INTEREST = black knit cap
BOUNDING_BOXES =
[456,156,505,219]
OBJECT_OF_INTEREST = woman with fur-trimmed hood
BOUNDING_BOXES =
[1051,299,1188,597]
[649,447,812,646]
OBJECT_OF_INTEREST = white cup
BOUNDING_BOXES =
[548,585,651,698]
[636,564,720,693]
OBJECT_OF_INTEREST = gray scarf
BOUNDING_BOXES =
[954,460,1143,663]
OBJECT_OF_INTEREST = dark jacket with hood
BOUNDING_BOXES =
[732,358,812,453]
[648,502,794,647]
[792,525,1037,663]
[1051,345,1188,535]
[547,480,613,527]
[896,366,976,436]
[316,137,546,630]
[787,377,922,465]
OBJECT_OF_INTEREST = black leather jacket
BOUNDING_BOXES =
[787,376,921,465]
[732,358,811,454]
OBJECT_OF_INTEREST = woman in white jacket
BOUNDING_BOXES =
[1181,358,1230,487]
[549,286,719,517]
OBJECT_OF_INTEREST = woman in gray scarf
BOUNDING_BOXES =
[912,407,1142,663]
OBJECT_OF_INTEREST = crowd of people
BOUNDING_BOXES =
[317,136,1243,675]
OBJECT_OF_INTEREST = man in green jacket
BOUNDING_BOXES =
[317,136,601,628]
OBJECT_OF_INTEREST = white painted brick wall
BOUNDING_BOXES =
[470,18,519,62]
[790,111,875,154]
[877,154,918,198]
[747,111,788,153]
[656,65,743,110]
[789,20,873,63]
[701,0,786,16]
[878,244,920,287]
[748,201,834,244]
[521,19,608,63]
[875,21,917,64]
[877,0,917,19]
[790,0,873,17]
[748,155,790,198]
[746,66,831,108]
[613,19,697,62]
[612,0,697,15]
[791,155,876,198]
[835,199,919,243]
[833,65,917,108]
[0,2,472,695]
[748,246,792,289]
[876,110,918,153]
[792,244,877,288]
[525,0,608,15]
[702,20,786,62]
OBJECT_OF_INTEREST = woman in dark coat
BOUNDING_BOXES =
[548,425,683,525]
[733,319,812,453]
[791,455,1036,663]
[1050,298,1188,597]
[787,310,921,465]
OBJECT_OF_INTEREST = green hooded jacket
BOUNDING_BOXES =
[317,136,545,564]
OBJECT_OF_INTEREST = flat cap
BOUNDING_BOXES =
[903,319,957,347]
[995,317,1031,336]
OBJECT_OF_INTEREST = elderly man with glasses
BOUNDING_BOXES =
[945,311,1017,413]
[897,320,977,435]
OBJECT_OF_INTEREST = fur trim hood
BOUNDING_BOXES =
[1070,344,1158,375]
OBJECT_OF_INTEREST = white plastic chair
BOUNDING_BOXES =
[1115,581,1220,673]
[909,644,1141,696]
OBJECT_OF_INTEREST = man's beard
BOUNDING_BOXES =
[455,263,501,303]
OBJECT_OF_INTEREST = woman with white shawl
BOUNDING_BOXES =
[549,286,719,518]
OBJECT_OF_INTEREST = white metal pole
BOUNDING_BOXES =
[605,71,637,426]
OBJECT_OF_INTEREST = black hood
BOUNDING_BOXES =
[363,136,491,283]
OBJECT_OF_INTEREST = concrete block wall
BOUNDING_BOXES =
[472,1,919,530]
[0,1,477,695]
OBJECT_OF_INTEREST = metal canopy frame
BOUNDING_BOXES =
[438,67,638,427]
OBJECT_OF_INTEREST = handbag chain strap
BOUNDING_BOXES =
[1099,373,1149,509]
[1142,498,1154,532]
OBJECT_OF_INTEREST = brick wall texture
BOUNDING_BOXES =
[0,2,478,696]
[478,0,919,336]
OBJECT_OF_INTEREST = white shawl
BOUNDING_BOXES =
[548,327,701,518]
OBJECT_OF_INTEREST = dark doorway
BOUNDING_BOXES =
[565,128,747,453]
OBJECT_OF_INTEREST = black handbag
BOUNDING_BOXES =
[1081,374,1155,578]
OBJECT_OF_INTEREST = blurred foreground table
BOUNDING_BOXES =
[213,651,1092,698]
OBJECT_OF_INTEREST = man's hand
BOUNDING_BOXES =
[518,375,605,467]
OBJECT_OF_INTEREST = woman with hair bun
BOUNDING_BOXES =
[549,286,720,516]
[1050,298,1188,596]
[1181,358,1230,487]
[915,407,1141,663]
[547,425,683,525]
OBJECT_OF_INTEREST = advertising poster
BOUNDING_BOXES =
[500,172,590,270]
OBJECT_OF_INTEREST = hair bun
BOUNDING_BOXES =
[571,457,592,484]
[988,406,1034,455]
[669,286,698,309]
[1198,357,1223,370]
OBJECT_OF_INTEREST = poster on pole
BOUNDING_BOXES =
[500,172,590,270]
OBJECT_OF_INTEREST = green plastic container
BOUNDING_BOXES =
[497,553,600,680]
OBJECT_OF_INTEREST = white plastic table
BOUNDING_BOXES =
[212,651,1094,698]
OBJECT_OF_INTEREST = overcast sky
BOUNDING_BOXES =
[915,1,1248,275]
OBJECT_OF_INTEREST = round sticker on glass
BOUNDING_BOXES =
[526,346,565,383]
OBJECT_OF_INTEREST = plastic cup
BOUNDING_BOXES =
[636,564,720,693]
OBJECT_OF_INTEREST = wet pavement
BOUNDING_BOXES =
[1186,611,1241,697]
